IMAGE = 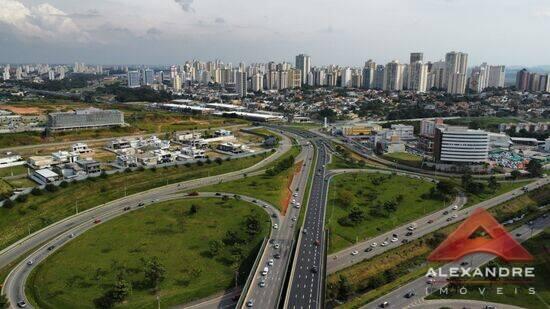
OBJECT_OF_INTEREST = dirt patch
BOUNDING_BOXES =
[280,161,303,215]
[0,105,44,115]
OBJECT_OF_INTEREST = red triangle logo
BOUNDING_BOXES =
[428,208,533,262]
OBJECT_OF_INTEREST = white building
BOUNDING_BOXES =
[390,124,415,140]
[408,61,428,93]
[383,60,404,91]
[295,54,311,84]
[434,126,489,163]
[444,51,468,94]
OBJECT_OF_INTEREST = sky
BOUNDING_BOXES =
[1,0,550,66]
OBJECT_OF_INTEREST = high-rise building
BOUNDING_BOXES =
[295,54,311,84]
[410,52,424,64]
[143,69,155,85]
[515,69,530,91]
[362,60,376,89]
[251,73,264,92]
[48,70,55,80]
[314,69,326,86]
[383,60,404,91]
[469,63,489,93]
[279,70,289,90]
[408,61,428,93]
[172,74,182,91]
[487,65,505,88]
[235,71,247,97]
[340,68,352,87]
[15,67,22,80]
[374,65,385,89]
[127,71,140,88]
[444,51,468,94]
[289,69,302,89]
[427,61,446,90]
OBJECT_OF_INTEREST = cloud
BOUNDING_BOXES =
[533,9,550,18]
[0,0,89,42]
[215,17,225,24]
[146,27,162,38]
[174,0,194,12]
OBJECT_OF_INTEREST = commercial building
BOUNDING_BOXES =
[383,60,404,91]
[295,54,311,84]
[47,108,125,131]
[127,71,140,88]
[408,61,428,93]
[390,124,415,140]
[434,126,489,163]
[444,51,468,94]
[30,168,60,185]
[235,71,247,98]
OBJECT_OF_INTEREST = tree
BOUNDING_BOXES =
[143,257,166,289]
[337,190,355,208]
[208,240,222,256]
[189,204,198,215]
[2,199,14,209]
[487,176,499,192]
[510,170,521,180]
[110,279,132,302]
[0,294,9,309]
[336,275,352,301]
[436,180,456,195]
[45,183,58,192]
[461,172,473,188]
[244,214,262,235]
[31,187,43,196]
[526,159,542,177]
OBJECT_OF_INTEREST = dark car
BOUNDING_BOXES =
[47,245,55,251]
[314,240,320,246]
[443,211,449,215]
[123,206,131,211]
[138,202,145,207]
[404,290,415,298]
[310,266,318,273]
[406,231,413,236]
[94,218,102,224]
[460,261,469,266]
[401,239,409,244]
[274,253,281,259]
[427,220,434,224]
[17,301,27,308]
[365,247,373,252]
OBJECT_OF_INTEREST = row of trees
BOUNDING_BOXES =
[265,154,295,176]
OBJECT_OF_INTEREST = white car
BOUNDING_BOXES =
[351,250,359,256]
[452,214,458,218]
[273,224,279,229]
[295,202,301,207]
[293,193,298,197]
[391,237,398,242]
[381,241,389,247]
[268,259,274,266]
[26,260,33,266]
[291,217,297,221]
[291,199,296,204]
[371,242,377,247]
[452,205,458,210]
[274,244,280,249]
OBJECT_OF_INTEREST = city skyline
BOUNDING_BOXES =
[1,0,550,66]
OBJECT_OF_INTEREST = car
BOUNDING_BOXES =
[291,199,296,204]
[187,191,199,196]
[268,259,274,266]
[452,214,458,218]
[427,278,434,284]
[273,253,281,259]
[93,218,102,224]
[380,301,389,308]
[528,220,534,225]
[543,213,548,218]
[138,202,145,207]
[262,204,267,208]
[310,266,318,273]
[295,202,301,207]
[365,247,373,252]
[261,267,269,276]
[271,213,277,218]
[68,233,75,238]
[293,193,298,197]
[303,229,307,234]
[427,219,434,224]
[259,281,266,287]
[215,192,221,196]
[123,206,131,211]
[405,231,413,236]
[47,245,55,251]
[381,241,389,247]
[351,250,359,256]
[516,232,522,237]
[460,261,469,266]
[292,217,297,221]
[443,210,449,215]
[402,239,409,244]
[26,260,33,266]
[371,242,377,247]
[452,205,459,210]
[274,244,280,249]
[314,240,320,246]
[17,301,27,308]
[405,290,415,298]
[391,237,398,242]
[246,299,254,307]
[252,199,257,203]
[447,217,453,222]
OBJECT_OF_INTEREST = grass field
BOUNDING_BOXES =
[445,117,521,131]
[0,165,27,178]
[382,152,423,168]
[0,101,248,149]
[428,230,550,309]
[0,154,266,251]
[329,185,550,308]
[326,173,443,253]
[0,179,13,196]
[464,180,534,207]
[200,146,301,210]
[26,198,269,308]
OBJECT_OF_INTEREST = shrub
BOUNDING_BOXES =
[45,183,58,192]
[3,199,14,209]
[31,187,43,196]
[16,194,28,203]
[59,181,69,188]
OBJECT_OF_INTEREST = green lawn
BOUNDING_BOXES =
[382,152,423,168]
[428,230,550,309]
[0,165,27,178]
[26,198,269,308]
[200,146,301,211]
[464,180,534,207]
[326,173,444,253]
[0,155,266,251]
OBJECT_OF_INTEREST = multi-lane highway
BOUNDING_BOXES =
[327,176,549,274]
[1,192,282,308]
[242,134,314,309]
[285,137,331,309]
[364,213,550,309]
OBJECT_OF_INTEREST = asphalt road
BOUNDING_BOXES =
[364,214,550,309]
[327,177,549,274]
[242,135,315,309]
[2,192,281,308]
[285,137,331,309]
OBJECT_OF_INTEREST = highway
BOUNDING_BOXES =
[1,192,282,308]
[327,176,549,274]
[363,213,550,309]
[285,135,331,309]
[242,134,315,309]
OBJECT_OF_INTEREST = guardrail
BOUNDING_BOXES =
[282,226,305,308]
[275,238,295,308]
[236,237,269,308]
